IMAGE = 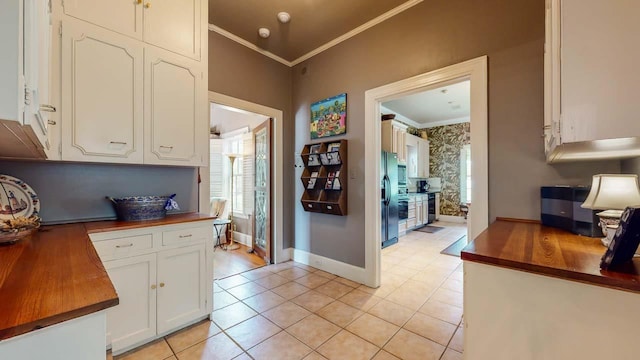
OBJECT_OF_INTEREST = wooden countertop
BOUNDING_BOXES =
[461,219,640,293]
[0,213,214,341]
[84,212,215,234]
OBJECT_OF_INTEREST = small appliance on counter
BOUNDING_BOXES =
[540,186,602,237]
[416,180,429,193]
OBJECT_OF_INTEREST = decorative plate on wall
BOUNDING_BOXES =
[0,175,40,220]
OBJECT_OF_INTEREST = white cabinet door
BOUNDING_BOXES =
[393,126,407,164]
[405,134,418,178]
[143,0,202,60]
[156,244,207,334]
[418,139,430,178]
[61,21,143,163]
[23,0,54,155]
[422,200,428,225]
[144,47,206,166]
[62,0,143,40]
[560,0,640,143]
[104,253,157,352]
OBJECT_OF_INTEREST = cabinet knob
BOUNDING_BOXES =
[159,282,165,288]
[137,0,142,3]
[144,2,151,8]
[151,284,157,290]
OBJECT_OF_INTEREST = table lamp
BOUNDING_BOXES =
[581,174,640,246]
[225,153,242,251]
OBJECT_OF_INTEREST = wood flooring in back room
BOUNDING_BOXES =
[214,243,267,279]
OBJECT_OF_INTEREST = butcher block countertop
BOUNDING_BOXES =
[461,219,640,293]
[0,213,213,341]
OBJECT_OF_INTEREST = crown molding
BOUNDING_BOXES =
[208,0,423,68]
[208,24,293,66]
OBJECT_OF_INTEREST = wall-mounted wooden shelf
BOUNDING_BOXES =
[300,140,347,216]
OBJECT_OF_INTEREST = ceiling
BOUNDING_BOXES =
[209,0,415,64]
[382,80,471,128]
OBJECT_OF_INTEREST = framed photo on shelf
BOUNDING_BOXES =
[333,178,341,190]
[327,142,341,152]
[310,144,321,154]
[600,206,640,270]
[307,178,317,189]
[308,154,321,166]
[310,93,347,139]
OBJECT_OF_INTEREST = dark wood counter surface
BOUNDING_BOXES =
[0,213,214,341]
[461,219,640,293]
[84,212,215,233]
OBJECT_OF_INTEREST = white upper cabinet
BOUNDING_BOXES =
[0,0,55,159]
[417,138,429,178]
[62,0,201,60]
[381,120,408,164]
[143,0,202,60]
[61,20,144,163]
[545,0,640,162]
[144,48,206,166]
[62,0,143,40]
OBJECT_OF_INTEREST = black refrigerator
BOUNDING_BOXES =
[381,151,399,248]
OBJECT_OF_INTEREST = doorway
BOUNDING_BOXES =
[380,79,471,241]
[364,56,489,287]
[201,92,286,279]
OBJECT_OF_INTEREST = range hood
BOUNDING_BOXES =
[547,137,640,163]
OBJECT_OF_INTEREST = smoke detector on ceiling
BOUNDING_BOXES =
[258,27,270,38]
[277,12,291,24]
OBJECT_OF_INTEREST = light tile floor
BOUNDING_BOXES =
[111,222,466,360]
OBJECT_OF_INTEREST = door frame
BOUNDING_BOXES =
[363,56,489,287]
[200,92,285,264]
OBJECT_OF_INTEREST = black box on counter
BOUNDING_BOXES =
[540,186,603,237]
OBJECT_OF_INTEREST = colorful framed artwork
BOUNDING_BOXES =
[310,93,347,139]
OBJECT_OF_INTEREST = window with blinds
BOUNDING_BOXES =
[209,131,254,218]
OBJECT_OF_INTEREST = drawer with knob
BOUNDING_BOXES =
[92,233,154,261]
[162,225,210,247]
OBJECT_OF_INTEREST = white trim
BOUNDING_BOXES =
[291,248,367,285]
[364,56,489,287]
[207,24,292,67]
[422,116,470,128]
[202,92,286,264]
[380,106,470,129]
[380,105,422,128]
[208,0,424,67]
[232,231,251,247]
[437,215,467,223]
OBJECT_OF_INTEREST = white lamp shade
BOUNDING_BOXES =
[581,174,640,210]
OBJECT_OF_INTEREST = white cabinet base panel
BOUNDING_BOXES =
[0,312,106,360]
[464,261,640,360]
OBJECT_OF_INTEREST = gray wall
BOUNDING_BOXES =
[208,31,294,250]
[291,0,620,267]
[0,160,198,224]
[621,157,640,175]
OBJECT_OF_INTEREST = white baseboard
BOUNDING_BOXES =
[220,232,252,247]
[233,232,251,247]
[438,215,467,223]
[291,248,367,285]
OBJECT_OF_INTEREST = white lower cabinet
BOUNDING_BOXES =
[156,244,207,334]
[104,254,156,350]
[90,220,213,355]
